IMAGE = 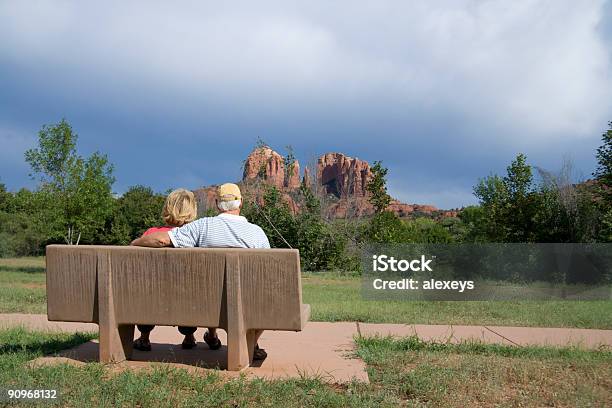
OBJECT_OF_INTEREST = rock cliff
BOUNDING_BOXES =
[316,153,371,198]
[193,146,449,219]
[242,146,300,190]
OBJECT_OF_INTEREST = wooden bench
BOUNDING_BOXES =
[46,245,310,371]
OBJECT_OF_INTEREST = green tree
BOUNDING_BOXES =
[404,218,454,243]
[24,119,77,189]
[439,216,469,243]
[473,174,508,241]
[532,159,601,243]
[0,184,12,256]
[504,153,533,198]
[502,153,538,241]
[106,186,165,244]
[361,211,407,243]
[593,121,612,241]
[366,161,391,214]
[242,185,297,249]
[474,154,541,242]
[295,182,351,270]
[594,121,612,187]
[24,119,115,244]
[242,183,353,271]
[458,205,488,242]
[362,160,407,243]
[0,188,51,256]
[0,183,11,213]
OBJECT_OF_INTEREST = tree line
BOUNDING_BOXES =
[0,119,610,275]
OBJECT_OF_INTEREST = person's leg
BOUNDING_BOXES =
[133,325,154,351]
[251,330,267,360]
[178,326,197,349]
[203,327,221,350]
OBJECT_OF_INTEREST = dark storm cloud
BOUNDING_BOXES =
[1,1,610,208]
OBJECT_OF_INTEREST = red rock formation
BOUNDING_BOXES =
[316,153,371,198]
[325,199,440,219]
[314,153,443,218]
[411,204,438,214]
[193,146,449,219]
[324,197,374,218]
[388,200,414,217]
[192,186,218,214]
[242,146,300,190]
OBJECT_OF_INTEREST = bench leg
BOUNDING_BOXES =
[227,325,249,371]
[97,251,134,363]
[227,328,264,370]
[100,323,134,363]
[226,253,252,371]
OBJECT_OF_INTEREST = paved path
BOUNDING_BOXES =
[1,314,610,383]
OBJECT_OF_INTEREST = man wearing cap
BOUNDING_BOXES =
[131,183,271,359]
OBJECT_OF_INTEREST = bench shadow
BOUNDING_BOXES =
[56,341,264,370]
[0,332,94,355]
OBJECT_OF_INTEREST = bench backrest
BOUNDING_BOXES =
[46,245,305,331]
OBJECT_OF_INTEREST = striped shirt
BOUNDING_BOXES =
[168,213,270,249]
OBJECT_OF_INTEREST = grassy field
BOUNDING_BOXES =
[1,258,611,406]
[0,257,46,314]
[0,327,609,407]
[1,257,612,328]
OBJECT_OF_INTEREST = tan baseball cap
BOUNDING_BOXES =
[217,183,242,201]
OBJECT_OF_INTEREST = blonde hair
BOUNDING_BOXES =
[162,189,197,227]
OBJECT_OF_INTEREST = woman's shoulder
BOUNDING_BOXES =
[143,226,174,236]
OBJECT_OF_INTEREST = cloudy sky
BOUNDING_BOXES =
[1,1,611,209]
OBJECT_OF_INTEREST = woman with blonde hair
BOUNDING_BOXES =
[132,188,199,351]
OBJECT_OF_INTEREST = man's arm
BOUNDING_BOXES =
[130,231,173,248]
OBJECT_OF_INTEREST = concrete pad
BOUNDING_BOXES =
[484,325,612,348]
[3,314,367,383]
[0,313,97,333]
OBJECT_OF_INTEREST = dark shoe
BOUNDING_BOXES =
[133,337,151,351]
[177,326,197,336]
[204,330,222,350]
[181,334,197,350]
[253,344,267,360]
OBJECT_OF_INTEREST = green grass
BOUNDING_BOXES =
[0,257,45,274]
[0,286,46,314]
[0,328,609,407]
[355,335,612,407]
[1,258,611,328]
[0,257,47,314]
[0,328,390,407]
[355,335,612,362]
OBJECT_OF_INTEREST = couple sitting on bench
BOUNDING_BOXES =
[130,183,271,360]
